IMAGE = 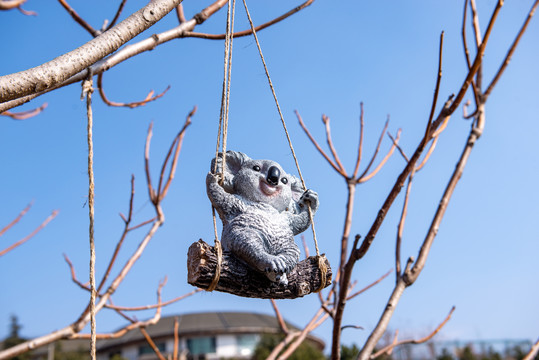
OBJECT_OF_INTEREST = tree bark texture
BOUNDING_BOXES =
[187,239,332,299]
[0,0,182,103]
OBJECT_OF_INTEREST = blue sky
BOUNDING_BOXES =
[1,0,538,353]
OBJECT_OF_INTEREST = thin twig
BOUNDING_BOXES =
[107,0,128,30]
[357,119,389,181]
[145,122,156,203]
[277,310,330,360]
[485,0,539,98]
[461,0,480,106]
[370,307,455,359]
[185,0,314,40]
[63,254,91,291]
[57,0,99,37]
[105,288,202,311]
[358,128,400,183]
[425,31,444,142]
[0,202,33,238]
[157,106,196,201]
[140,328,166,360]
[322,114,347,175]
[0,210,58,257]
[15,4,36,16]
[296,110,345,176]
[352,102,365,179]
[176,3,186,24]
[346,269,392,301]
[270,299,289,334]
[387,132,408,162]
[396,173,414,278]
[173,317,179,360]
[70,309,161,340]
[0,103,47,120]
[96,176,135,295]
[469,0,483,48]
[97,73,171,108]
[127,217,157,231]
[447,0,503,115]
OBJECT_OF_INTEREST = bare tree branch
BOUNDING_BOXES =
[63,254,91,291]
[173,317,180,360]
[97,73,171,108]
[0,0,25,10]
[270,300,290,334]
[370,306,455,359]
[0,112,194,360]
[0,0,183,103]
[352,102,365,179]
[0,103,47,120]
[0,202,33,237]
[446,0,502,115]
[107,0,128,30]
[485,0,539,98]
[57,0,99,37]
[346,269,392,301]
[104,288,202,311]
[524,337,539,360]
[358,128,400,184]
[0,210,58,257]
[140,328,167,360]
[322,114,347,175]
[1,0,314,113]
[357,119,389,181]
[296,110,345,176]
[185,0,314,40]
[176,3,186,24]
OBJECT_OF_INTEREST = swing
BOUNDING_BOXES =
[187,0,331,299]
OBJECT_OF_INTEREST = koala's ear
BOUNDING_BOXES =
[210,151,250,192]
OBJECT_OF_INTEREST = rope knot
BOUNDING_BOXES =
[81,78,94,100]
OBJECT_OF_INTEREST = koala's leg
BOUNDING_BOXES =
[222,227,289,277]
[273,240,300,273]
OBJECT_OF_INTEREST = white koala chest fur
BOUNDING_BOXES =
[222,201,293,253]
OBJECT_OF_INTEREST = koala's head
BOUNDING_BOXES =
[211,151,303,212]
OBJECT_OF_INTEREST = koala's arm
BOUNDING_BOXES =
[206,172,245,218]
[288,189,319,236]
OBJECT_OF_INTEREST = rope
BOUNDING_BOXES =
[241,0,326,291]
[82,73,97,360]
[208,0,236,292]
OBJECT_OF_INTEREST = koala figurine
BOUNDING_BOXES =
[206,151,319,286]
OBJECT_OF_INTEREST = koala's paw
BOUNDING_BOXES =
[276,273,288,286]
[299,189,319,213]
[263,254,287,274]
[265,270,288,286]
[206,172,222,186]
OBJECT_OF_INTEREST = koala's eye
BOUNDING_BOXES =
[253,165,261,172]
[281,177,288,185]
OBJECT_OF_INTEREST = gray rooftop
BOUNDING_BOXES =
[98,311,324,351]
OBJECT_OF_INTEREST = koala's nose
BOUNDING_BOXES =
[266,166,280,186]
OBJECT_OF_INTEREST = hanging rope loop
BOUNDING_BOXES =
[206,0,328,293]
[207,0,236,292]
[241,0,327,290]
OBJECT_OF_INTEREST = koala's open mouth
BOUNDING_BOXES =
[259,179,279,197]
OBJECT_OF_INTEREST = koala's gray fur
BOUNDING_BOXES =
[206,151,319,286]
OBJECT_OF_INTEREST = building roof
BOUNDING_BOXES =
[98,311,324,351]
